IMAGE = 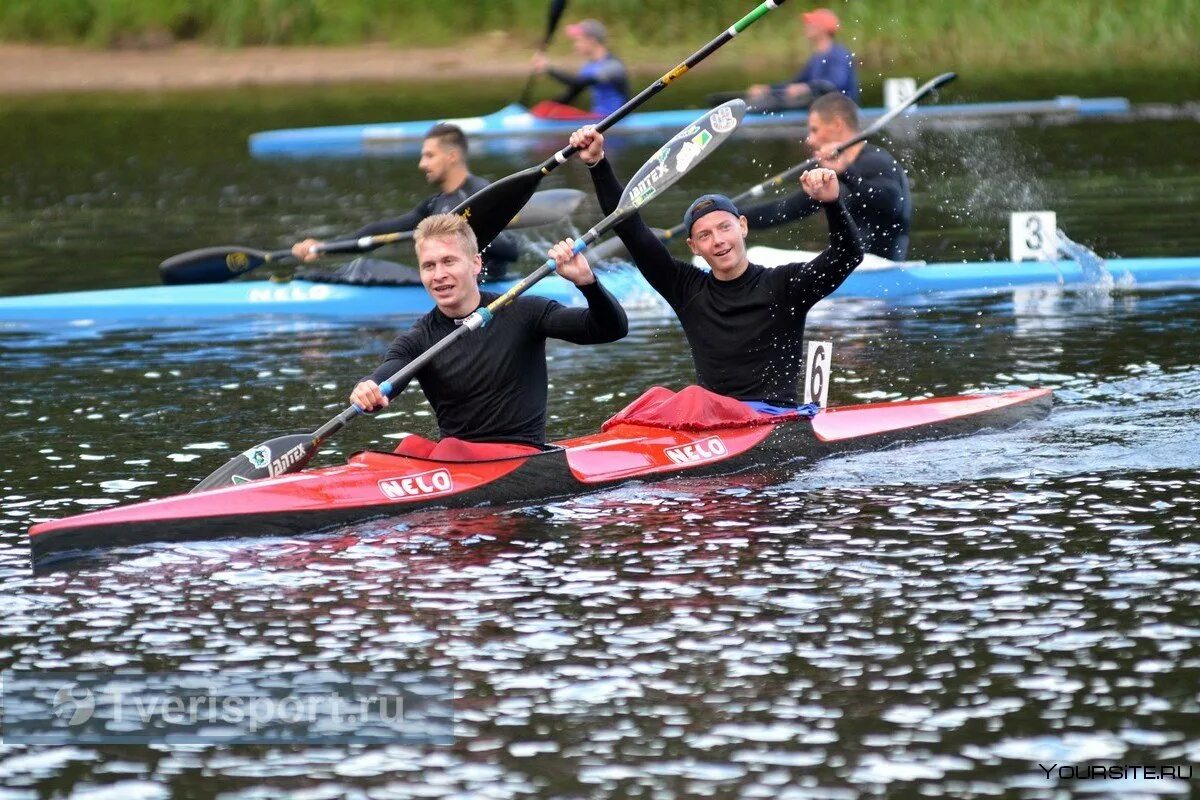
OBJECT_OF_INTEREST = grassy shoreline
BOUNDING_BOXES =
[2,0,1197,76]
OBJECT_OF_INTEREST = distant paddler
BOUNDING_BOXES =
[573,126,864,411]
[741,92,912,260]
[746,7,858,107]
[529,18,630,120]
[291,123,521,281]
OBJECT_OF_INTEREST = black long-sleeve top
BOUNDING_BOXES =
[741,144,911,260]
[367,284,627,445]
[352,173,521,273]
[589,157,863,406]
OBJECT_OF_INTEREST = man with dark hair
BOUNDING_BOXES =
[747,7,858,106]
[531,18,629,119]
[291,122,520,280]
[741,92,912,260]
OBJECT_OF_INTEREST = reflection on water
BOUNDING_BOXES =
[2,85,1199,798]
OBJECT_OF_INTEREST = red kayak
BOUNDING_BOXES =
[28,386,1051,567]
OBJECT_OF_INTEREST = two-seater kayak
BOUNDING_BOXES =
[28,386,1051,567]
[248,97,1132,158]
[4,252,1200,327]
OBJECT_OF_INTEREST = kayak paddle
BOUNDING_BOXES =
[452,0,788,251]
[588,71,957,262]
[517,0,570,107]
[192,100,749,493]
[158,188,586,285]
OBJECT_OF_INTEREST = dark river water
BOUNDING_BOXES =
[1,74,1198,798]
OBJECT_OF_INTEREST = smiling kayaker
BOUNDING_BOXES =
[291,123,520,281]
[348,213,627,458]
[530,18,629,119]
[572,127,863,411]
[741,92,913,260]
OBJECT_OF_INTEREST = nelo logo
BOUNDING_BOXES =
[664,436,728,465]
[378,469,453,499]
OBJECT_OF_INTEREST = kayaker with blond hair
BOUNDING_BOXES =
[349,213,627,457]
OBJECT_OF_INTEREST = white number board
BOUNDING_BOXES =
[803,340,833,408]
[1010,211,1058,262]
[884,77,918,110]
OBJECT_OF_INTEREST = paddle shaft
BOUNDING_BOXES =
[532,0,784,177]
[309,210,625,447]
[518,0,570,106]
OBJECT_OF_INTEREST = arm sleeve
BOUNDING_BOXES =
[588,157,696,303]
[366,329,425,391]
[546,67,588,105]
[781,195,864,306]
[840,163,906,219]
[535,280,628,344]
[352,197,430,238]
[741,189,821,230]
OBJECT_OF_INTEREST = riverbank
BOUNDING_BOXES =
[2,0,1197,97]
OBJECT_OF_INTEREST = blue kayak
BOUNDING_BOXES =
[249,97,1132,158]
[2,254,1198,326]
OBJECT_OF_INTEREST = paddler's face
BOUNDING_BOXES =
[572,35,601,59]
[418,138,456,185]
[417,235,483,316]
[806,111,845,151]
[687,211,749,276]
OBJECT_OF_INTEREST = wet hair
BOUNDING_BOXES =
[424,122,469,156]
[415,212,479,259]
[810,93,860,131]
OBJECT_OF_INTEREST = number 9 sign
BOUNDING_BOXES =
[803,340,833,408]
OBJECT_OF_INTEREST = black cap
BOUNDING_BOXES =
[683,194,740,235]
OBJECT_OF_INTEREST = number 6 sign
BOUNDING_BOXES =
[803,340,833,408]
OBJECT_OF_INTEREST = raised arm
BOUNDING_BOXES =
[536,239,627,344]
[782,170,864,305]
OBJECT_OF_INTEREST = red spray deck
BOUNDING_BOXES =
[29,388,1051,567]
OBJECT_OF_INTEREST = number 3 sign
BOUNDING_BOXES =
[1010,211,1058,262]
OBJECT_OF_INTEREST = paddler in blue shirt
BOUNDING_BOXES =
[530,19,629,119]
[290,123,520,281]
[747,7,859,106]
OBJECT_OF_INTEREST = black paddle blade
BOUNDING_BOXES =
[510,188,585,228]
[618,99,748,212]
[452,165,543,249]
[191,433,316,493]
[159,246,270,285]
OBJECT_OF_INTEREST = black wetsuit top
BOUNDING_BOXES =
[367,285,627,445]
[353,174,521,280]
[589,158,863,407]
[741,144,911,260]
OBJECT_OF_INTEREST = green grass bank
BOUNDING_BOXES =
[3,0,1197,74]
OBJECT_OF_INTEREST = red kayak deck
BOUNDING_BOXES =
[28,388,1051,567]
